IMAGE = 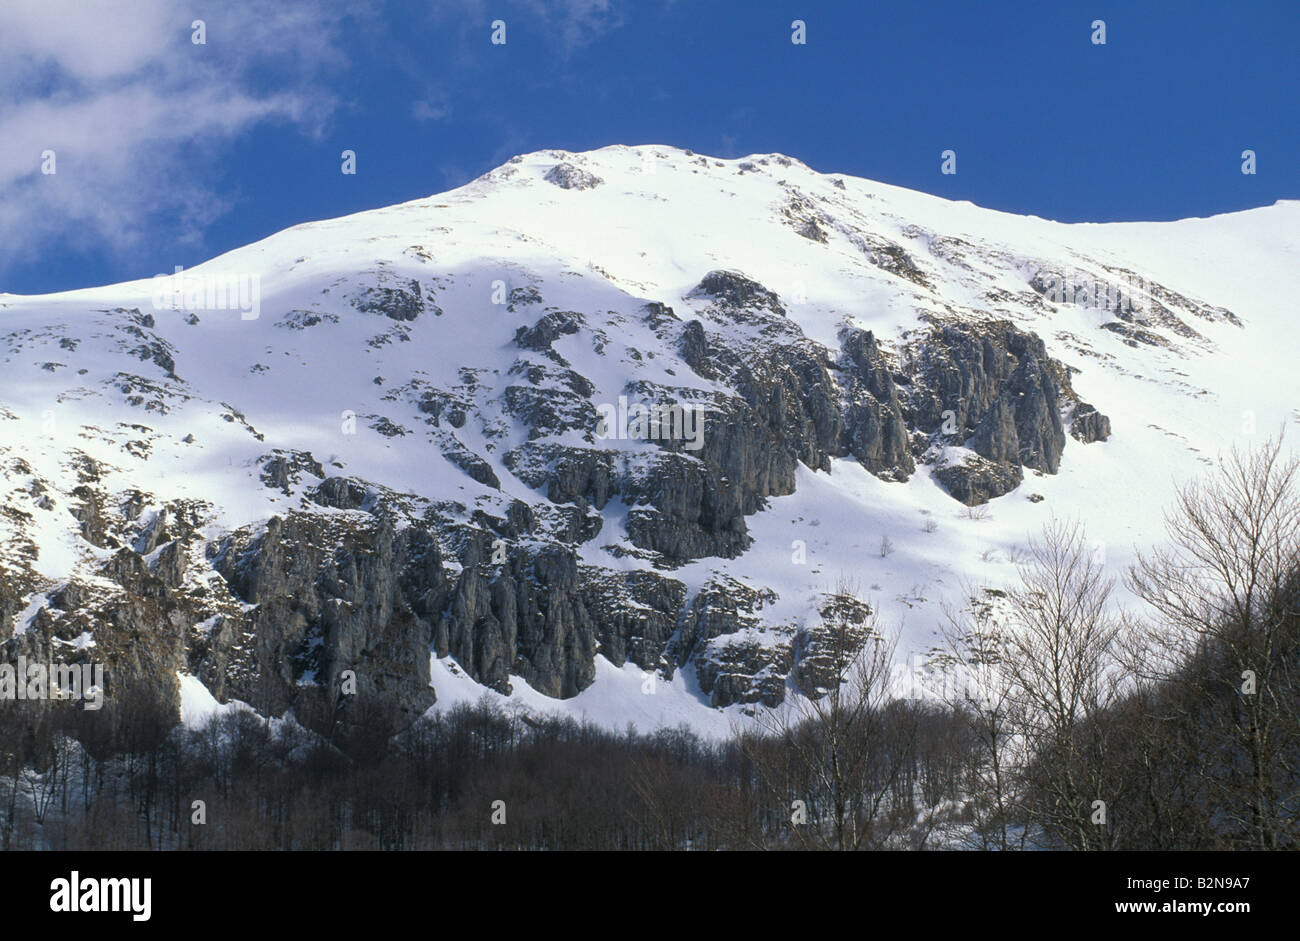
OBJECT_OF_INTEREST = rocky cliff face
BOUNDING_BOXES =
[897,320,1108,504]
[0,267,1110,724]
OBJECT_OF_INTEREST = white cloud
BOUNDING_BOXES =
[0,0,637,288]
[0,0,347,283]
[0,0,176,84]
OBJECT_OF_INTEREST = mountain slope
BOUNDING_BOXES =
[1,145,1297,734]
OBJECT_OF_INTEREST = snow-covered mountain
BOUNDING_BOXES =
[2,145,1297,736]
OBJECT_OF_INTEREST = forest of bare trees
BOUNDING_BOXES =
[2,437,1297,850]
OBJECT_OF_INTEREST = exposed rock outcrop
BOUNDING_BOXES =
[1070,402,1112,443]
[839,329,914,479]
[898,320,1105,503]
[209,512,446,723]
[544,163,603,190]
[353,278,438,321]
[688,269,787,318]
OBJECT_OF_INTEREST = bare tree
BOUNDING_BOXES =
[936,585,1025,850]
[1104,621,1220,849]
[1001,519,1122,850]
[1127,433,1300,849]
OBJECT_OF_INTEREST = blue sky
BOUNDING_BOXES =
[2,0,1296,295]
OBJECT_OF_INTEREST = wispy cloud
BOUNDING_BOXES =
[0,0,349,282]
[412,92,452,123]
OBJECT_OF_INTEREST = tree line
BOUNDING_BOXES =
[1,436,1297,850]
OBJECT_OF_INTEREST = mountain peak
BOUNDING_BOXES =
[1,146,1297,734]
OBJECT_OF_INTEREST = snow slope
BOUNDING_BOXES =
[1,145,1297,733]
